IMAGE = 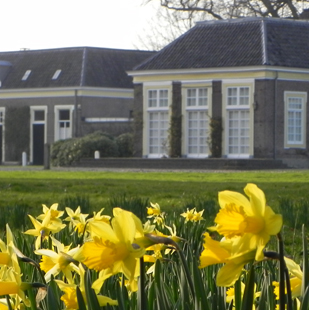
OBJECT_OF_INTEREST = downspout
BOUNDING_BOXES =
[74,89,78,138]
[273,71,278,160]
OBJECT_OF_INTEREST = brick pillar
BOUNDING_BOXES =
[211,81,222,157]
[133,84,143,157]
[169,82,182,157]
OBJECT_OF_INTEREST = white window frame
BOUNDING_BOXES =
[54,105,74,141]
[284,91,307,149]
[30,106,48,163]
[223,83,254,158]
[0,107,5,162]
[184,87,210,158]
[145,88,170,158]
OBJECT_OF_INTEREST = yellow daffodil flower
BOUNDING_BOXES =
[121,276,138,294]
[199,232,256,286]
[147,203,162,217]
[226,282,260,309]
[144,244,163,275]
[147,203,165,227]
[24,211,66,250]
[88,208,111,224]
[181,208,196,223]
[273,257,303,301]
[55,264,117,309]
[181,208,204,223]
[37,203,64,225]
[0,266,30,307]
[210,183,282,261]
[0,299,9,310]
[35,237,80,283]
[76,208,145,290]
[0,225,15,267]
[64,206,89,232]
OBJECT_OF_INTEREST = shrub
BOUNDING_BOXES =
[116,133,133,157]
[51,131,118,166]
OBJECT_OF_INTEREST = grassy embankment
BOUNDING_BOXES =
[0,167,308,261]
[0,169,308,210]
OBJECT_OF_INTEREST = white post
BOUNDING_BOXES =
[94,150,100,159]
[22,152,27,166]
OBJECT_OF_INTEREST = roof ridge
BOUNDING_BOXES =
[261,19,268,65]
[80,47,87,87]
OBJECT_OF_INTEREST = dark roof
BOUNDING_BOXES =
[134,17,309,71]
[0,47,155,89]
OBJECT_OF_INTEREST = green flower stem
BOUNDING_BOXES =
[234,278,242,310]
[277,232,293,310]
[27,287,38,310]
[145,234,195,298]
[138,256,148,310]
[302,224,309,296]
[5,296,13,310]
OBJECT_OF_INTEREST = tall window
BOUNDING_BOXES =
[147,89,169,157]
[285,92,307,148]
[226,86,250,157]
[186,88,209,157]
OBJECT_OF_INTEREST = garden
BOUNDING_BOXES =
[0,168,309,310]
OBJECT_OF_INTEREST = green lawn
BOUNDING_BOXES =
[0,168,308,212]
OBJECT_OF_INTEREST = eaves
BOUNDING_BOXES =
[0,86,133,99]
[127,66,309,79]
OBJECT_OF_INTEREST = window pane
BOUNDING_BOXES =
[59,110,70,121]
[148,90,157,107]
[287,97,303,144]
[159,90,168,107]
[227,110,250,155]
[187,111,208,155]
[149,111,168,155]
[187,89,196,106]
[34,110,45,121]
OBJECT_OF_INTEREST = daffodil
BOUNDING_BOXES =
[88,208,111,224]
[226,282,260,309]
[147,203,162,217]
[273,257,303,301]
[64,206,89,232]
[0,266,30,307]
[0,299,8,310]
[210,183,282,261]
[76,208,145,291]
[181,208,195,222]
[199,232,256,286]
[55,264,117,309]
[35,237,80,283]
[147,203,165,227]
[37,203,64,225]
[0,225,15,267]
[144,244,163,275]
[181,208,204,223]
[24,211,66,250]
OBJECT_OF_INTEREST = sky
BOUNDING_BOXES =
[1,0,159,52]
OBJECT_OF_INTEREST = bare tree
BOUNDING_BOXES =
[148,0,309,19]
[136,0,309,50]
[136,3,208,50]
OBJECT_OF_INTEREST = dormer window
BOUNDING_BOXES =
[52,69,61,80]
[22,70,31,81]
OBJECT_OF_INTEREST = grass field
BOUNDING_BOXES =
[0,167,308,310]
[0,168,309,213]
